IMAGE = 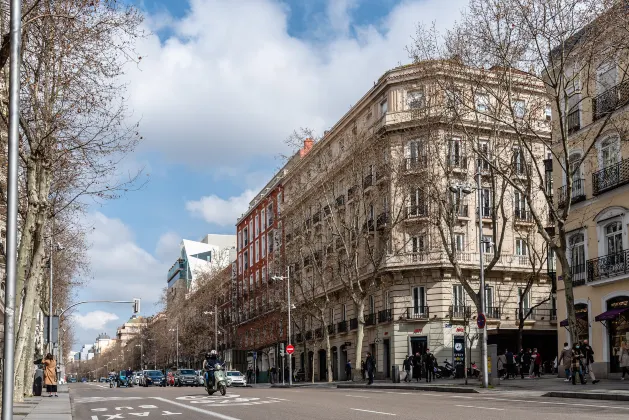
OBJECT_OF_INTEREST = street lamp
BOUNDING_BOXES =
[203,307,219,351]
[168,324,179,370]
[135,344,143,370]
[271,266,292,387]
[48,237,64,354]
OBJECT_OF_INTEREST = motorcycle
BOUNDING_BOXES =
[204,363,227,396]
[435,359,456,379]
[468,362,480,378]
[109,376,116,388]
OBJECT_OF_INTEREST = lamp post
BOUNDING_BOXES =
[169,324,179,370]
[203,306,219,350]
[48,235,64,354]
[135,344,143,370]
[272,266,292,387]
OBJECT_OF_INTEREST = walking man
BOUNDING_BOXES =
[571,343,586,385]
[558,342,572,381]
[424,349,435,383]
[403,355,412,382]
[505,349,515,379]
[345,361,352,381]
[582,340,599,384]
[365,352,375,385]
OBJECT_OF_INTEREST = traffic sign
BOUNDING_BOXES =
[477,313,486,329]
[286,344,295,355]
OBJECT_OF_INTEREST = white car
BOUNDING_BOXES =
[133,373,141,385]
[195,370,205,386]
[226,371,247,387]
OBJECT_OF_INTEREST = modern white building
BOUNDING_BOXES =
[166,234,236,303]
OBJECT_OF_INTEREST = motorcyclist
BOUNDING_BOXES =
[202,350,222,388]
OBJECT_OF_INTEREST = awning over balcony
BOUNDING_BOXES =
[559,311,587,327]
[594,307,629,322]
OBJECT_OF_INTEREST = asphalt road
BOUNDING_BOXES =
[71,382,629,420]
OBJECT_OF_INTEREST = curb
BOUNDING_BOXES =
[271,383,337,389]
[543,391,629,402]
[337,384,479,393]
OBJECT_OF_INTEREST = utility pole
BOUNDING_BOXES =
[2,1,22,419]
[477,167,489,389]
[49,229,54,354]
[214,305,218,350]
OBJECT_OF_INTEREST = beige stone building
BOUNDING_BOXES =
[553,15,629,379]
[282,60,555,381]
[116,315,147,346]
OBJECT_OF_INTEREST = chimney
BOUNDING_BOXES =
[300,137,314,157]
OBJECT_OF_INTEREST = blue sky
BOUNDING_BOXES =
[70,0,469,348]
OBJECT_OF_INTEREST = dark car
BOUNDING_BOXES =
[69,377,77,383]
[142,370,164,387]
[175,369,198,387]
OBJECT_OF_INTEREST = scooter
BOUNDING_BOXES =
[468,362,480,378]
[435,359,456,379]
[204,363,227,396]
[109,376,116,388]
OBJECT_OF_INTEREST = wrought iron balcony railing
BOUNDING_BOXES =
[593,79,629,122]
[486,307,500,319]
[327,324,335,335]
[405,204,429,219]
[378,309,392,323]
[570,264,587,287]
[363,174,374,189]
[587,249,629,282]
[566,109,580,134]
[404,156,429,171]
[514,208,533,222]
[406,306,429,320]
[592,159,629,195]
[365,313,376,326]
[337,320,348,333]
[448,154,468,169]
[349,318,358,330]
[336,194,345,207]
[449,305,471,319]
[558,178,586,207]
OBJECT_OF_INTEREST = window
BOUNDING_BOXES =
[477,141,490,171]
[568,152,583,187]
[267,203,274,226]
[597,61,617,95]
[262,266,266,284]
[448,138,464,167]
[482,235,493,254]
[518,288,530,310]
[329,307,334,324]
[249,221,253,241]
[255,240,259,262]
[513,99,526,119]
[407,90,425,109]
[481,188,493,217]
[249,275,253,288]
[268,232,274,253]
[409,188,426,216]
[238,230,242,250]
[238,255,243,274]
[342,304,347,321]
[254,271,259,290]
[515,238,528,256]
[445,88,462,111]
[512,147,525,174]
[407,140,427,167]
[243,228,249,246]
[277,192,282,214]
[485,286,494,309]
[411,235,427,255]
[475,93,489,112]
[254,214,259,237]
[261,209,266,231]
[605,222,623,257]
[545,104,552,121]
[453,284,464,310]
[369,295,375,314]
[569,233,586,280]
[412,286,426,315]
[368,204,375,221]
[455,233,465,252]
[384,291,391,310]
[244,251,249,270]
[600,136,620,169]
[261,235,266,258]
[249,245,254,266]
[380,99,388,115]
[514,190,527,218]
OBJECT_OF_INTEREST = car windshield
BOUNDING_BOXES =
[227,372,242,377]
[180,369,195,374]
[146,371,162,377]
[119,371,126,376]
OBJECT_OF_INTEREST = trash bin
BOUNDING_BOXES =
[33,368,43,396]
[391,365,400,383]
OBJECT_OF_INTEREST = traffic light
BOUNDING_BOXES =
[133,298,141,314]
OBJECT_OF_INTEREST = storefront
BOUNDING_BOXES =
[559,303,589,342]
[595,296,629,373]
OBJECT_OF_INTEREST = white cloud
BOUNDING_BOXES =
[126,0,468,167]
[155,231,181,260]
[72,311,120,331]
[185,189,258,226]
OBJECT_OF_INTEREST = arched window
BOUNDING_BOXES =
[601,137,620,169]
[568,152,582,183]
[605,222,623,256]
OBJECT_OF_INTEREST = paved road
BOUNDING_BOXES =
[71,382,629,420]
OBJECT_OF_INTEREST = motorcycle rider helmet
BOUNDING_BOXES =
[205,352,211,359]
[210,350,218,358]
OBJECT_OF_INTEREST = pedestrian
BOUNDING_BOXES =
[558,342,572,381]
[284,365,289,383]
[43,353,58,397]
[412,352,422,382]
[620,341,629,380]
[527,348,535,378]
[582,340,599,384]
[571,343,586,385]
[365,352,375,385]
[403,355,412,382]
[505,349,515,379]
[532,348,542,378]
[498,351,506,379]
[424,349,435,383]
[345,361,352,381]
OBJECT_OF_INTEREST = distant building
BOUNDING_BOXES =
[94,333,114,354]
[116,315,147,346]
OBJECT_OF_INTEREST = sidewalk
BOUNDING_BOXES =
[11,385,71,420]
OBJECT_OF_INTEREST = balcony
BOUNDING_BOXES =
[566,109,580,134]
[449,306,471,319]
[313,211,321,225]
[592,159,629,195]
[448,154,468,170]
[404,156,429,171]
[512,162,531,177]
[337,320,348,333]
[558,179,585,207]
[363,174,374,190]
[478,206,494,219]
[587,249,629,283]
[327,324,335,335]
[336,195,345,207]
[378,309,392,323]
[544,158,553,172]
[347,185,358,202]
[593,79,629,122]
[405,204,428,220]
[349,318,358,330]
[315,327,323,339]
[529,308,557,321]
[514,208,533,223]
[570,264,587,287]
[457,204,469,218]
[486,307,500,319]
[323,205,332,217]
[365,313,376,326]
[363,219,375,233]
[406,306,429,320]
[377,212,389,229]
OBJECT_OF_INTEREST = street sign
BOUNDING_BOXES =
[252,351,257,360]
[477,313,486,329]
[286,345,295,355]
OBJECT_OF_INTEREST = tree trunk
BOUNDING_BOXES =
[324,330,332,383]
[558,251,579,344]
[517,302,524,351]
[353,300,365,382]
[22,311,39,397]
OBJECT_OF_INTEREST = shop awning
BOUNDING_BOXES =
[559,312,587,327]
[594,307,629,322]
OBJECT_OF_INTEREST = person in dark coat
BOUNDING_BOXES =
[571,344,586,385]
[403,356,412,382]
[412,352,422,382]
[365,352,375,385]
[424,349,435,383]
[505,349,515,379]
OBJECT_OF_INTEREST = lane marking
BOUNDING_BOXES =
[452,396,629,411]
[351,408,396,416]
[455,405,504,411]
[345,395,369,398]
[152,397,242,420]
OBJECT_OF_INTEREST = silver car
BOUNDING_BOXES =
[226,371,247,387]
[175,369,199,387]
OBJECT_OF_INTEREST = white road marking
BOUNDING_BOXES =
[350,408,396,416]
[152,397,242,420]
[455,405,504,411]
[452,395,629,411]
[345,395,369,398]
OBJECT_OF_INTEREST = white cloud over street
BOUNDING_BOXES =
[72,311,120,331]
[186,188,258,226]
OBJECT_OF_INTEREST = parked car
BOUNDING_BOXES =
[141,370,164,387]
[226,371,247,387]
[68,377,77,383]
[133,373,141,385]
[166,371,176,386]
[99,377,107,383]
[195,370,205,386]
[175,369,198,387]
